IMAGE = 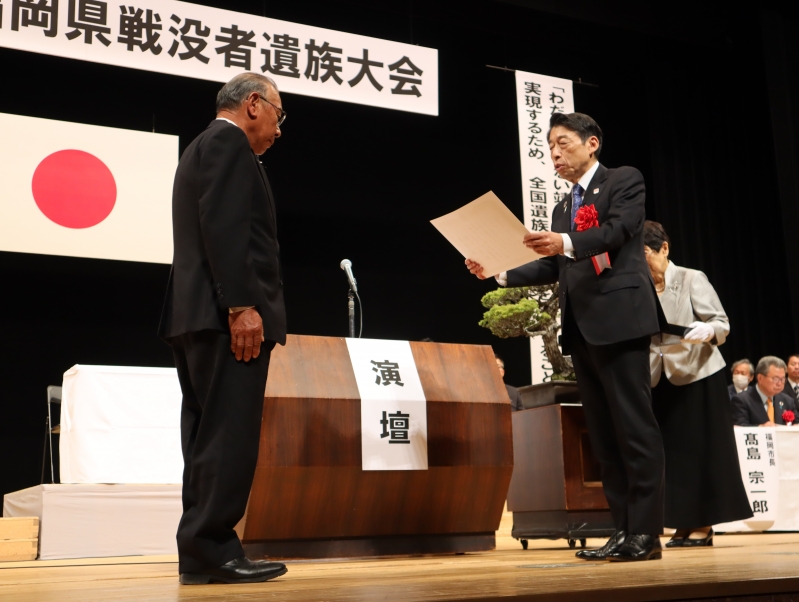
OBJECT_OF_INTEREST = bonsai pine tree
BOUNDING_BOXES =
[479,283,575,381]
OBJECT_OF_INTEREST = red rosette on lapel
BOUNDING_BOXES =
[574,204,599,231]
[574,205,611,275]
[782,410,795,426]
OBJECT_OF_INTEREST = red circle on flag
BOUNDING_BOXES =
[32,150,117,229]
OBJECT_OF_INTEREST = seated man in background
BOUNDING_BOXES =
[729,359,754,399]
[731,356,797,426]
[782,354,799,402]
[495,354,523,412]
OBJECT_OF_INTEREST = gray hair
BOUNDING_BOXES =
[731,359,754,377]
[755,356,786,377]
[215,73,278,113]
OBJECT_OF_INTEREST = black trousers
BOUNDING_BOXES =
[170,330,274,574]
[565,306,665,535]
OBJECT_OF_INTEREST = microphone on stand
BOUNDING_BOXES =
[340,259,358,293]
[339,259,362,338]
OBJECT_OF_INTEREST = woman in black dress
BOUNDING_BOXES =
[644,221,752,546]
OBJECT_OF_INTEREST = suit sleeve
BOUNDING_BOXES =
[197,126,258,309]
[505,385,523,411]
[514,389,524,412]
[506,256,559,287]
[689,270,730,345]
[569,167,645,260]
[731,394,754,426]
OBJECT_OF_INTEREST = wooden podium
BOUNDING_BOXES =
[506,382,615,549]
[237,335,513,558]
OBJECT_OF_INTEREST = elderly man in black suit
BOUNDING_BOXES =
[466,113,666,562]
[159,73,288,585]
[732,356,797,426]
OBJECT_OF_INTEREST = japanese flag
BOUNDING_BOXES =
[0,112,178,263]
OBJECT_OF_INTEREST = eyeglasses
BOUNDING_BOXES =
[258,95,286,126]
[765,376,786,385]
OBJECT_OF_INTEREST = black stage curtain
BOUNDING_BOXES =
[761,10,799,352]
[645,11,799,366]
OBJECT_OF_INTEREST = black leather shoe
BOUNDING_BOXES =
[665,535,685,548]
[681,529,713,547]
[180,557,288,584]
[575,531,627,560]
[607,534,662,561]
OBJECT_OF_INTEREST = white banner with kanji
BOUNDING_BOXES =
[514,71,574,383]
[346,338,428,471]
[0,0,438,115]
[716,426,780,532]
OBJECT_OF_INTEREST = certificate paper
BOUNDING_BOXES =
[431,191,542,277]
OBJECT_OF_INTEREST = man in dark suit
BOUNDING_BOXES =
[159,73,288,585]
[732,356,797,426]
[495,354,523,411]
[467,113,666,562]
[782,354,799,402]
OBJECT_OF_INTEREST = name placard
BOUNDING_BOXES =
[716,426,779,532]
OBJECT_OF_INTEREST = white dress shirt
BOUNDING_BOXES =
[788,379,799,396]
[755,385,771,413]
[496,161,600,286]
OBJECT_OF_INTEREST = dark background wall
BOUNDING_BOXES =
[1,0,797,497]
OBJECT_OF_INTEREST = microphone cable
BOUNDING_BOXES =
[354,289,363,338]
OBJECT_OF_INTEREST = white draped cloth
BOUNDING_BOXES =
[59,365,184,484]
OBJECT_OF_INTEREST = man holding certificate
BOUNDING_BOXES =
[466,113,666,562]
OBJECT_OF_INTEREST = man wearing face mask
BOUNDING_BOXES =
[729,359,754,399]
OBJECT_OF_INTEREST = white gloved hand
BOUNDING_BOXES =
[681,321,715,344]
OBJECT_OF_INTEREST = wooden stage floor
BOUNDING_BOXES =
[3,511,799,602]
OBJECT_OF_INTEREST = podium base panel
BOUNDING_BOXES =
[510,510,615,541]
[243,532,496,559]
